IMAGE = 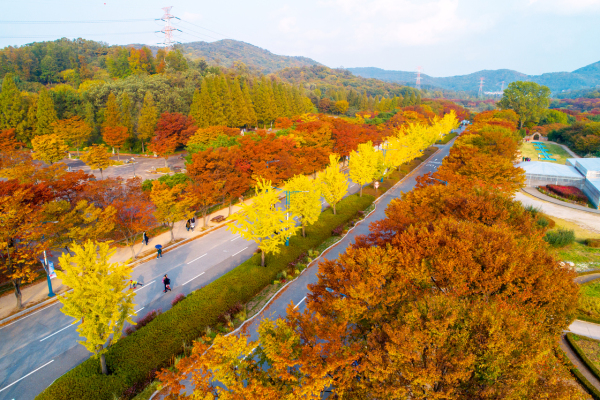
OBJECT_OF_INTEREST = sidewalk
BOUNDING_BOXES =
[0,196,261,322]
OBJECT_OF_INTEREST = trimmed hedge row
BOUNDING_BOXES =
[557,347,600,399]
[566,333,600,384]
[36,194,375,400]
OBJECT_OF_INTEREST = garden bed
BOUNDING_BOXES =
[539,185,593,208]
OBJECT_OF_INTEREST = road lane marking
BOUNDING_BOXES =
[294,296,307,309]
[0,360,54,393]
[230,235,241,241]
[129,307,145,317]
[134,280,155,292]
[0,303,58,330]
[186,254,207,265]
[40,323,76,342]
[183,272,205,285]
[231,247,248,257]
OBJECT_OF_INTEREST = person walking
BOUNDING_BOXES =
[185,220,191,232]
[143,231,149,245]
[191,217,196,232]
[129,279,143,289]
[162,274,171,293]
[156,246,163,258]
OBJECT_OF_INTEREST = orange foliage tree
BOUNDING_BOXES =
[102,125,128,161]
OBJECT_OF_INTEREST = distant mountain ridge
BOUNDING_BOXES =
[348,62,600,94]
[178,39,322,73]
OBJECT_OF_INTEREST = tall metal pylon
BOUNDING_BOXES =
[159,6,178,51]
[478,77,484,98]
[416,66,423,90]
[500,81,505,91]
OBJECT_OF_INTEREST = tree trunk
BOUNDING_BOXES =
[13,280,22,309]
[302,225,306,238]
[170,224,175,242]
[203,211,208,228]
[359,185,363,197]
[520,119,524,129]
[130,243,136,259]
[99,352,108,375]
[333,203,337,215]
[100,168,104,180]
[228,201,233,216]
[141,141,144,154]
[77,147,80,157]
[164,157,168,168]
[117,148,120,162]
[261,250,265,267]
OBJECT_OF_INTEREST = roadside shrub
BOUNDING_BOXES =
[544,228,576,247]
[546,184,589,203]
[135,309,162,331]
[586,239,600,248]
[536,216,550,228]
[332,225,344,236]
[171,294,186,307]
[524,205,540,218]
[36,193,375,400]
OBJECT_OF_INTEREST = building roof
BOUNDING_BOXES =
[517,161,585,179]
[574,158,600,173]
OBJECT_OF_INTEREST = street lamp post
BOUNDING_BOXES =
[131,158,136,178]
[272,187,308,246]
[41,221,58,297]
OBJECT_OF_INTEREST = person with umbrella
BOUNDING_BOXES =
[156,244,163,258]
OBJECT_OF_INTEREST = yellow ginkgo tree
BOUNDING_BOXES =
[286,174,322,237]
[56,240,136,375]
[318,154,348,215]
[150,181,196,242]
[227,178,299,267]
[349,141,379,197]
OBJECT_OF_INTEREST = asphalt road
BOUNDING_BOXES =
[0,158,376,400]
[154,136,460,399]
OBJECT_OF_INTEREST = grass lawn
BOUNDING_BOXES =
[436,132,458,145]
[567,334,600,375]
[519,142,572,164]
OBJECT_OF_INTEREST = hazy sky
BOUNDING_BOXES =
[3,0,600,77]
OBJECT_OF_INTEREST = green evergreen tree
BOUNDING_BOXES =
[242,80,257,128]
[198,79,213,128]
[190,88,202,125]
[220,76,234,127]
[359,92,368,110]
[266,79,278,127]
[208,76,226,126]
[253,77,270,128]
[35,87,57,136]
[230,77,247,128]
[119,92,134,140]
[0,73,26,140]
[104,92,121,128]
[137,92,158,153]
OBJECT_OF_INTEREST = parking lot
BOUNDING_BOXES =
[61,153,187,181]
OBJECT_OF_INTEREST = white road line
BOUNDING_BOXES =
[0,303,58,330]
[186,254,207,265]
[231,247,248,257]
[0,360,54,393]
[129,307,145,317]
[134,280,155,292]
[294,296,307,309]
[183,272,205,286]
[230,235,241,241]
[40,323,76,342]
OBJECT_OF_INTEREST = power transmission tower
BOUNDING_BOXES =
[478,77,484,98]
[158,6,180,51]
[500,81,505,91]
[415,66,423,90]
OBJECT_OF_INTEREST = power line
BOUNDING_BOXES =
[176,26,220,41]
[0,32,155,39]
[178,19,230,40]
[0,19,154,24]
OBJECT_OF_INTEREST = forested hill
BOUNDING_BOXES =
[349,61,600,94]
[176,39,322,73]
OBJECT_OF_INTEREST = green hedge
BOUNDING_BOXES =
[566,333,600,383]
[556,347,600,399]
[36,194,375,400]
